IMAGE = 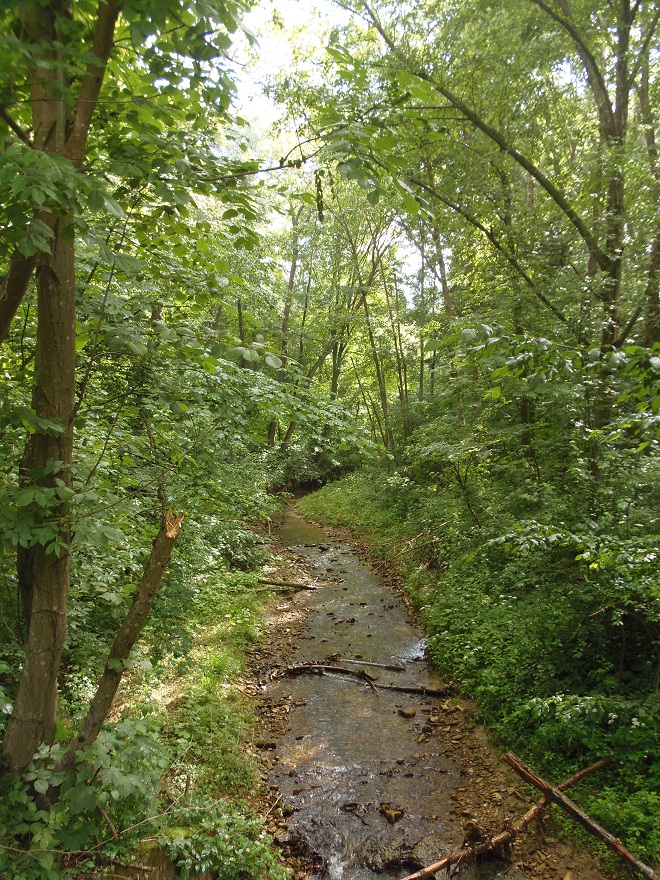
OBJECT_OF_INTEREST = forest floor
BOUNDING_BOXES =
[244,511,614,880]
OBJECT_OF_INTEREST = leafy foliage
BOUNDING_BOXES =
[159,799,288,880]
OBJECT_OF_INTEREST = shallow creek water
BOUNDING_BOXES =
[265,512,523,880]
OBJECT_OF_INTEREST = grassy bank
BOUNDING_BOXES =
[298,471,660,867]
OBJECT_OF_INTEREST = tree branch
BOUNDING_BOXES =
[504,752,659,880]
[530,0,615,134]
[65,0,123,165]
[0,106,32,145]
[629,8,660,85]
[401,169,570,323]
[0,250,39,346]
[358,0,613,275]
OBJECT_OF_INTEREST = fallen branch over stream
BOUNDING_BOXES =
[504,752,659,880]
[272,663,452,697]
[401,755,613,880]
[257,578,320,590]
[330,657,407,672]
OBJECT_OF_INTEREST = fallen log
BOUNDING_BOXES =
[272,663,451,697]
[400,755,612,880]
[256,578,320,590]
[332,657,407,672]
[381,683,451,697]
[272,663,378,688]
[503,752,658,880]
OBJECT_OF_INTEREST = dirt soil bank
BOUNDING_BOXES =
[244,512,614,880]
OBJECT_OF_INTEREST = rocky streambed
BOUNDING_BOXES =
[248,511,609,880]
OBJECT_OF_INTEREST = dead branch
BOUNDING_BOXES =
[401,755,612,880]
[257,578,320,590]
[381,683,451,697]
[96,801,117,838]
[273,663,378,688]
[272,663,451,697]
[330,657,407,672]
[105,858,155,874]
[503,752,658,880]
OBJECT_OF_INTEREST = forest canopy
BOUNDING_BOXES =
[0,0,658,877]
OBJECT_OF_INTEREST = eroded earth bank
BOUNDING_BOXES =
[247,510,611,880]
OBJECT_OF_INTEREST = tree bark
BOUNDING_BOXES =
[1,0,121,773]
[3,0,75,771]
[0,0,121,347]
[55,513,184,774]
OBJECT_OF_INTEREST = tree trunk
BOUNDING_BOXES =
[55,514,184,774]
[418,240,426,402]
[383,269,410,440]
[268,207,303,445]
[0,252,39,346]
[363,296,392,448]
[435,243,451,322]
[2,0,76,773]
[643,226,660,346]
[5,92,70,777]
[638,34,660,345]
[1,0,121,774]
[0,0,120,348]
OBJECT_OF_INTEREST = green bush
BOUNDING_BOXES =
[159,799,289,880]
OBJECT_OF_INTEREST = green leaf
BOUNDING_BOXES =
[402,193,419,216]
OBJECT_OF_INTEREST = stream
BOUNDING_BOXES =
[262,511,528,880]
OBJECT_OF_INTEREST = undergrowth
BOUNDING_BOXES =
[298,469,660,868]
[0,559,289,880]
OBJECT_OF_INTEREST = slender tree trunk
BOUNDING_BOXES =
[298,264,311,364]
[363,296,392,448]
[55,513,183,774]
[394,276,410,419]
[383,269,409,440]
[436,245,451,322]
[643,226,660,346]
[594,9,631,427]
[280,420,297,452]
[269,208,302,445]
[418,240,426,403]
[0,252,39,346]
[351,357,382,443]
[637,33,660,345]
